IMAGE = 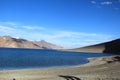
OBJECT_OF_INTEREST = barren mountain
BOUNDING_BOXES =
[34,40,63,49]
[68,39,120,54]
[0,36,62,49]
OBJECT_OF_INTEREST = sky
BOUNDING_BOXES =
[0,0,120,48]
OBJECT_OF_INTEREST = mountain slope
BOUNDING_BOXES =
[0,36,40,48]
[34,40,63,49]
[0,36,62,49]
[68,39,120,54]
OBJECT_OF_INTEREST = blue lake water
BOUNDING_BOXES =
[0,48,117,70]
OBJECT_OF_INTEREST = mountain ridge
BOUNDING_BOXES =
[67,39,120,54]
[0,36,63,49]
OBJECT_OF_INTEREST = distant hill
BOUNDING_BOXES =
[34,40,63,49]
[67,39,120,54]
[0,36,63,49]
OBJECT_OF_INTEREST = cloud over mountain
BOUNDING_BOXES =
[0,21,113,48]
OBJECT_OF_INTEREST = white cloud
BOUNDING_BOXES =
[46,31,111,39]
[91,1,96,4]
[28,31,112,48]
[5,22,17,26]
[101,1,112,5]
[0,21,113,48]
[22,26,45,30]
[0,21,17,26]
[0,25,16,32]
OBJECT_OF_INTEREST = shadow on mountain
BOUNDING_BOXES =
[69,39,120,54]
[103,39,120,54]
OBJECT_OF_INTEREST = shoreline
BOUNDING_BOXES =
[0,56,120,80]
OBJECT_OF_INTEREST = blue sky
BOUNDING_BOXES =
[0,0,120,48]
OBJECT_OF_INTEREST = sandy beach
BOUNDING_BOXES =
[0,56,120,80]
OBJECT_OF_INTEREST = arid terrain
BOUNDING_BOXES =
[0,36,62,49]
[67,39,120,54]
[0,36,120,80]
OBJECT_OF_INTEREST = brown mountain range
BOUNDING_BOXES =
[0,36,63,49]
[68,39,120,54]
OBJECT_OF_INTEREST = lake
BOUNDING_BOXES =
[0,48,117,70]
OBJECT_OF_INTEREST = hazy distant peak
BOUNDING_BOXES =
[33,40,63,49]
[40,40,46,42]
[1,36,12,38]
